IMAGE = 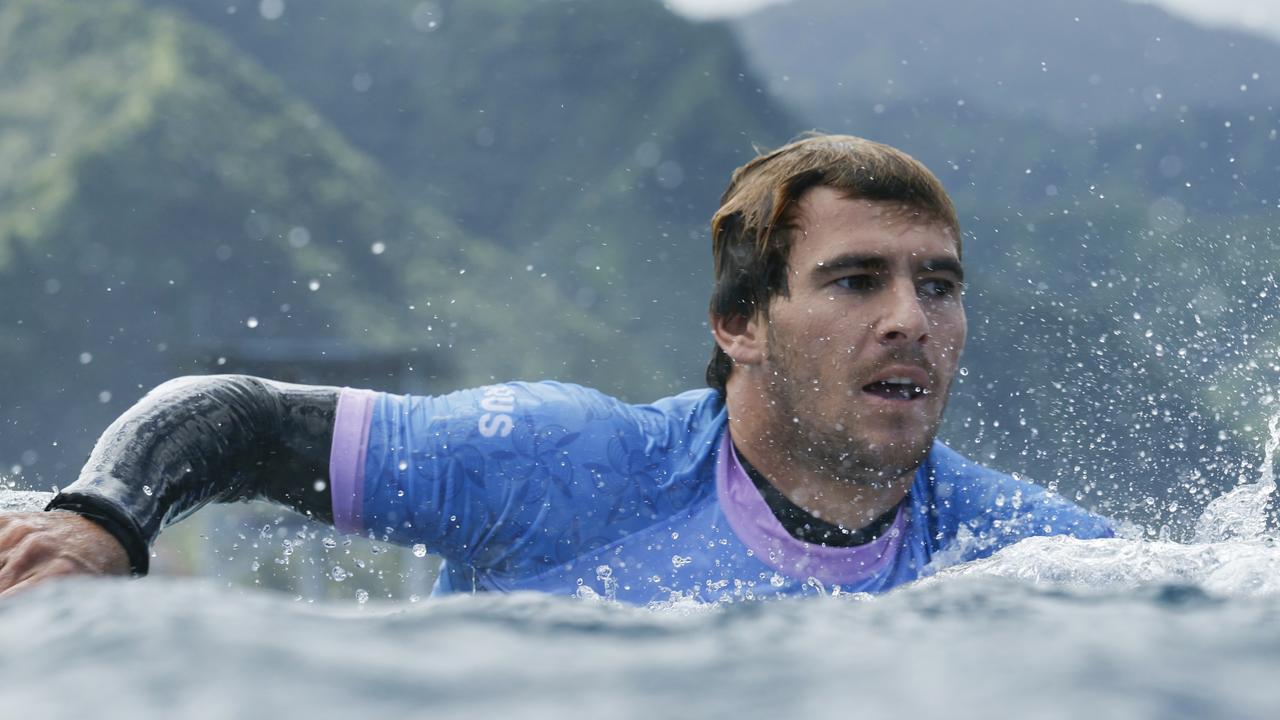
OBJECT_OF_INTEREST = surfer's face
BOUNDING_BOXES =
[754,188,966,480]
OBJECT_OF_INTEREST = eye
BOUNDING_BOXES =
[918,278,961,298]
[834,275,875,292]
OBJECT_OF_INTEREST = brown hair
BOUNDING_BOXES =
[706,133,960,394]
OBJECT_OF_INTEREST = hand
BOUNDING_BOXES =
[0,511,131,597]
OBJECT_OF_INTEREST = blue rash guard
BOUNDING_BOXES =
[328,381,1114,604]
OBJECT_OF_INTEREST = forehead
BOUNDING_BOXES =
[789,187,959,265]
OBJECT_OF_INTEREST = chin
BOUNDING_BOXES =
[850,424,937,474]
[866,439,933,472]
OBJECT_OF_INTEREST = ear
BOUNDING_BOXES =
[710,310,766,366]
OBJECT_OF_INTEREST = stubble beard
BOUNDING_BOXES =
[763,326,947,489]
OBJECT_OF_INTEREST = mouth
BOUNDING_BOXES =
[861,369,931,402]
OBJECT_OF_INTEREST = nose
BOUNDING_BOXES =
[877,281,929,345]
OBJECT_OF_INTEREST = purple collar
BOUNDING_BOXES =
[715,430,907,585]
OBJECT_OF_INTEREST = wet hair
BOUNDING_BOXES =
[706,133,961,394]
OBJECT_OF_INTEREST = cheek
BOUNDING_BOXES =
[775,309,829,350]
[952,313,968,353]
[930,305,966,347]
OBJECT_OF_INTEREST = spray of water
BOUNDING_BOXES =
[1193,411,1280,543]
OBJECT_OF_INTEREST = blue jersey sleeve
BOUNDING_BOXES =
[340,382,721,576]
[924,442,1115,564]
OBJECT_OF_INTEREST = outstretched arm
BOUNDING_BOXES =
[0,374,338,594]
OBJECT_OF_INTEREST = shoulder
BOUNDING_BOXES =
[373,381,725,463]
[502,382,725,444]
[920,442,1114,560]
[404,381,719,421]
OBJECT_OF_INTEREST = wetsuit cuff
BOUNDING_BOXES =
[44,494,151,577]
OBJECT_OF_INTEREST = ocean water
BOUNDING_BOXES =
[2,481,1279,719]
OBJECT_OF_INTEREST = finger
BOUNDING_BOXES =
[0,516,32,549]
[0,535,55,592]
[0,518,40,592]
[0,559,79,600]
[0,575,39,599]
[0,572,53,600]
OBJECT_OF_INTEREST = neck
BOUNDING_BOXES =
[723,374,917,532]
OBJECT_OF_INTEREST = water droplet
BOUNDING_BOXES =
[412,544,427,558]
[770,573,785,587]
[287,226,310,248]
[356,589,369,605]
[330,566,348,582]
[142,485,153,496]
[322,537,337,549]
[308,279,320,291]
[78,352,92,365]
[397,460,408,472]
[246,317,259,329]
[655,160,685,190]
[410,2,442,32]
[370,242,387,255]
[259,0,285,21]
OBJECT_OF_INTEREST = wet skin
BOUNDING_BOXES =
[0,512,129,596]
[715,187,966,531]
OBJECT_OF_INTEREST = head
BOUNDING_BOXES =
[708,134,965,483]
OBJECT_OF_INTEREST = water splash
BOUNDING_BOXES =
[1193,411,1280,543]
[0,490,52,513]
[932,534,1280,598]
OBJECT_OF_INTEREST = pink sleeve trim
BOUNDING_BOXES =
[330,388,377,534]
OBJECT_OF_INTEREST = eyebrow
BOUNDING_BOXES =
[812,254,965,282]
[921,257,965,282]
[812,254,888,276]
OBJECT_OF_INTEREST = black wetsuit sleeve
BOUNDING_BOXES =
[45,375,338,576]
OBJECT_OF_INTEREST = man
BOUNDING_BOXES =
[0,135,1114,602]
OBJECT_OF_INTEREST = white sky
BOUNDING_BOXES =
[665,0,1280,41]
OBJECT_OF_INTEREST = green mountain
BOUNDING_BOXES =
[0,0,640,481]
[145,0,795,393]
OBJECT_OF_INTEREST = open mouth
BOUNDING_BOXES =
[862,377,929,401]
